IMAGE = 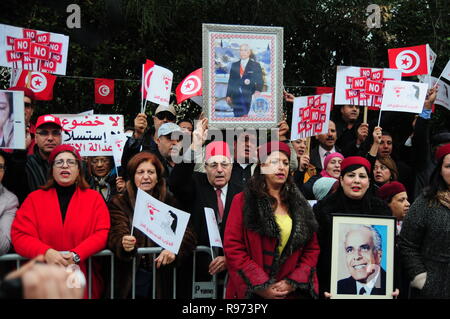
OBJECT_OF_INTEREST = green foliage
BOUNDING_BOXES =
[0,0,448,131]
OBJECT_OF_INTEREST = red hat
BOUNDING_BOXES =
[8,86,35,101]
[48,144,81,164]
[377,181,407,202]
[340,156,371,174]
[435,143,450,162]
[36,114,62,129]
[258,141,291,163]
[205,141,231,162]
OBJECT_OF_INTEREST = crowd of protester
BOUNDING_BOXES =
[0,84,450,300]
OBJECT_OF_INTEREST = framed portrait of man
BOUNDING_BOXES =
[0,89,25,150]
[202,23,283,129]
[330,214,396,299]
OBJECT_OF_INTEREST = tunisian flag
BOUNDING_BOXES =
[94,78,114,104]
[388,44,429,77]
[176,68,202,104]
[14,70,56,100]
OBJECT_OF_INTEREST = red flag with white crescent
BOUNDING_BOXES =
[176,68,202,104]
[15,70,56,100]
[388,45,429,77]
[94,78,114,104]
[142,59,155,101]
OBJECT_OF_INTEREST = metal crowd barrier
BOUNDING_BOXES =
[0,245,217,299]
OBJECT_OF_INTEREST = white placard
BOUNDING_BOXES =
[0,23,69,75]
[133,188,190,255]
[110,133,127,168]
[335,66,402,108]
[56,114,124,156]
[204,208,223,248]
[439,60,450,82]
[0,90,25,149]
[290,94,332,140]
[380,80,428,114]
[145,65,173,106]
[430,76,450,111]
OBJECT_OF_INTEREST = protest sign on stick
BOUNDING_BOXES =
[0,24,69,75]
[335,66,402,109]
[379,80,428,126]
[132,189,190,255]
[56,114,124,156]
[290,93,332,141]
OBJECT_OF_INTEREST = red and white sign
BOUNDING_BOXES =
[57,114,124,156]
[176,68,202,104]
[110,133,127,168]
[0,24,69,75]
[381,80,428,113]
[133,189,191,255]
[335,66,402,109]
[13,70,56,101]
[94,78,114,104]
[142,59,173,106]
[290,93,332,140]
[388,44,429,77]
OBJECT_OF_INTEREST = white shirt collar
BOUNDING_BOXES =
[355,266,381,295]
[240,58,249,68]
[318,145,336,167]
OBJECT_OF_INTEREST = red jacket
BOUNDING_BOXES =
[224,190,320,299]
[11,187,110,299]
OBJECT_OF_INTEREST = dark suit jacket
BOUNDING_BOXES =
[309,145,342,171]
[226,59,263,116]
[337,268,386,295]
[168,162,242,247]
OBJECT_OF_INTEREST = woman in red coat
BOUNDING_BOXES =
[224,141,320,299]
[11,145,110,299]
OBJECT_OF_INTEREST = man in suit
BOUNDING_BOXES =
[226,44,264,117]
[169,139,241,297]
[310,120,341,171]
[337,225,386,295]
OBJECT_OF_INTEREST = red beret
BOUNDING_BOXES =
[258,141,291,163]
[340,156,371,174]
[435,143,450,162]
[205,141,231,162]
[48,145,81,164]
[8,86,35,101]
[377,181,407,202]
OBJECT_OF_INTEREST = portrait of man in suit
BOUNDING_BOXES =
[337,224,386,295]
[225,44,264,117]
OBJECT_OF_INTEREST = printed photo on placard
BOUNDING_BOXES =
[203,24,283,129]
[330,214,395,299]
[0,90,25,150]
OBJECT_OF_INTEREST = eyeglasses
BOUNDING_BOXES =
[36,130,61,137]
[91,158,110,165]
[0,164,5,171]
[24,102,33,108]
[205,162,232,169]
[54,159,78,168]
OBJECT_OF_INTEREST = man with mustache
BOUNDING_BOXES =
[309,120,341,171]
[337,225,386,295]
